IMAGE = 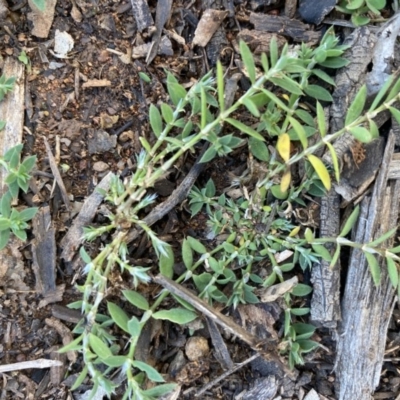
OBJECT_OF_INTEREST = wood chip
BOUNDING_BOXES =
[32,206,56,294]
[193,9,228,47]
[27,0,57,39]
[82,79,112,88]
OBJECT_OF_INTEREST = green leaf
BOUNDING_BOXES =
[226,118,265,141]
[290,307,310,316]
[304,85,333,102]
[132,360,165,382]
[200,86,207,130]
[142,384,178,397]
[369,119,379,139]
[0,218,11,231]
[352,14,370,26]
[316,102,326,137]
[261,52,269,72]
[340,206,359,237]
[242,97,260,117]
[293,322,316,335]
[187,236,207,254]
[127,317,141,337]
[240,40,256,84]
[161,103,174,124]
[365,252,381,285]
[167,73,187,106]
[345,84,367,125]
[387,257,399,289]
[386,77,400,102]
[139,72,151,83]
[292,283,313,296]
[12,228,27,241]
[0,120,5,130]
[152,308,197,324]
[200,146,217,163]
[31,0,46,11]
[289,117,307,150]
[19,207,38,222]
[312,69,336,86]
[296,339,319,353]
[0,229,10,250]
[270,184,288,200]
[369,227,397,247]
[159,244,174,278]
[260,88,291,112]
[248,137,269,161]
[318,57,349,69]
[102,356,129,368]
[80,246,92,263]
[21,155,36,173]
[348,126,372,143]
[270,76,303,95]
[366,0,385,11]
[311,244,332,262]
[389,107,400,126]
[330,245,341,268]
[216,61,225,111]
[58,335,83,353]
[149,104,163,138]
[107,302,129,333]
[369,74,395,110]
[307,155,331,191]
[123,290,149,311]
[295,109,315,127]
[346,0,366,10]
[325,142,340,183]
[182,238,193,269]
[89,333,112,359]
[70,366,88,391]
[270,36,278,67]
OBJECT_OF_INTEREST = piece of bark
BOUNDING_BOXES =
[52,304,82,324]
[249,12,321,44]
[241,376,279,400]
[206,317,234,370]
[146,0,172,65]
[43,136,71,211]
[298,0,336,25]
[82,79,111,88]
[388,152,400,179]
[130,0,153,32]
[49,346,67,386]
[193,9,228,47]
[237,29,287,55]
[0,57,25,284]
[0,58,24,195]
[335,131,400,400]
[27,0,57,39]
[284,0,297,18]
[366,11,400,97]
[0,0,8,20]
[32,206,56,293]
[60,172,113,262]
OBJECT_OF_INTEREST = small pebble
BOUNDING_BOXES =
[93,161,109,172]
[185,336,209,361]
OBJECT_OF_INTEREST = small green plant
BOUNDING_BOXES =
[0,74,16,102]
[0,75,38,249]
[31,0,46,11]
[0,145,38,249]
[336,0,386,26]
[61,28,400,398]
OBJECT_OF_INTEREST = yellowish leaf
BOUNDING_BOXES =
[289,226,300,237]
[308,154,331,191]
[280,169,291,193]
[277,133,290,162]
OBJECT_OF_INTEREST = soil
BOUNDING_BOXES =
[1,1,400,400]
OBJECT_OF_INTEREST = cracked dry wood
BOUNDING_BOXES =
[335,131,400,400]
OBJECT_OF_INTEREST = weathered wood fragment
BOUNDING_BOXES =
[32,206,56,293]
[249,12,321,43]
[335,132,400,400]
[130,0,153,32]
